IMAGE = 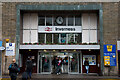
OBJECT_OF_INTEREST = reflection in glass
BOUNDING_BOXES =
[38,33,45,43]
[75,33,82,43]
[61,34,66,43]
[75,16,81,26]
[38,16,45,26]
[69,53,78,72]
[68,34,74,43]
[46,17,52,26]
[54,34,59,44]
[68,16,74,26]
[41,53,50,72]
[46,34,52,44]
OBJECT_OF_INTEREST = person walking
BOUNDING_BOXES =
[8,59,20,80]
[84,58,89,74]
[26,57,33,80]
[56,58,62,75]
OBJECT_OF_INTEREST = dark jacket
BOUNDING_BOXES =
[8,63,20,77]
[26,60,33,72]
[84,61,89,66]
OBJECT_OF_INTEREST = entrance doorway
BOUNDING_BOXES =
[38,52,79,74]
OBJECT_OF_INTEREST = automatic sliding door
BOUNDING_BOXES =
[69,53,79,74]
[41,53,51,74]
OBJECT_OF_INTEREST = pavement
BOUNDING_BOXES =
[0,73,120,80]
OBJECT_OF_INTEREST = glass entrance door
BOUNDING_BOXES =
[39,52,51,74]
[68,53,79,74]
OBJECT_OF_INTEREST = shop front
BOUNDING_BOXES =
[19,48,100,74]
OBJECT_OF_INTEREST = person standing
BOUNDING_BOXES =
[84,58,89,74]
[26,57,33,80]
[8,59,20,80]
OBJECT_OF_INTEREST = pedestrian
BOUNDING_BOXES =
[26,57,33,80]
[8,59,20,80]
[56,58,62,75]
[84,58,89,74]
[22,71,28,80]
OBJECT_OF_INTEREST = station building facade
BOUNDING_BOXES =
[0,1,119,75]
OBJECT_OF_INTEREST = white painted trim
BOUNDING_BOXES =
[20,45,100,49]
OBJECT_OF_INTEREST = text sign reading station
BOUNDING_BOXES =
[38,26,82,33]
[6,43,15,56]
[104,44,116,66]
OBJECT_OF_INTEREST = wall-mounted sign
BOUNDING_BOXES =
[0,41,2,76]
[83,55,96,65]
[6,43,15,56]
[38,26,82,33]
[104,44,116,66]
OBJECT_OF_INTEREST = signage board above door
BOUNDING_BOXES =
[38,26,82,33]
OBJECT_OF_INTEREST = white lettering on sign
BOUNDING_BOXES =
[55,27,75,31]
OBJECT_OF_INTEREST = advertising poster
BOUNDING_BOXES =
[6,43,15,56]
[83,55,96,65]
[104,44,116,66]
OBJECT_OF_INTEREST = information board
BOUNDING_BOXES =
[83,55,96,65]
[104,44,116,66]
[6,43,15,56]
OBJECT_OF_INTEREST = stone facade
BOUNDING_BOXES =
[1,2,119,75]
[0,2,2,40]
[102,3,118,75]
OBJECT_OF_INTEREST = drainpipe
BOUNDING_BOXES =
[99,7,104,76]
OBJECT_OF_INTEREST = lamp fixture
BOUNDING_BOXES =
[5,39,9,42]
[64,50,67,52]
[44,49,47,52]
[53,50,56,52]
[73,49,76,52]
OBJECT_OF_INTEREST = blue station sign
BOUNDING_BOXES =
[104,44,116,66]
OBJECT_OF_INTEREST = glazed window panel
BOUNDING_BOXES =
[46,34,52,44]
[75,16,81,26]
[38,33,45,43]
[46,17,52,26]
[38,16,45,26]
[68,16,74,26]
[61,33,66,43]
[53,34,59,44]
[68,34,74,43]
[75,33,82,43]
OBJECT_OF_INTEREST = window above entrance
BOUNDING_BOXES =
[38,33,82,44]
[38,15,81,26]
